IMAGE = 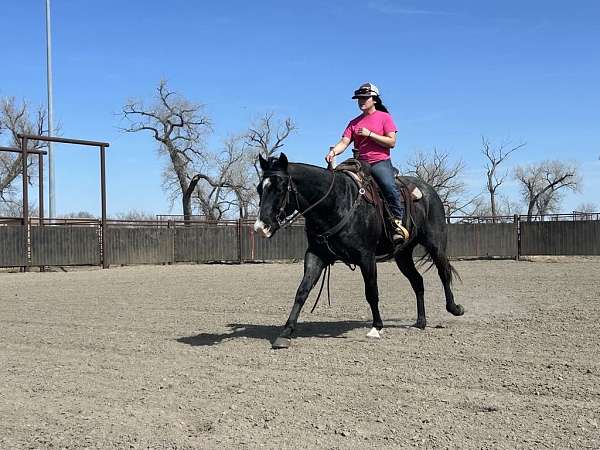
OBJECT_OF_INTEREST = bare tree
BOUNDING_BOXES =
[404,149,479,216]
[481,136,526,221]
[59,211,97,219]
[216,135,258,219]
[121,80,211,221]
[575,202,597,213]
[215,114,296,219]
[0,199,38,217]
[121,85,297,221]
[514,160,580,221]
[113,209,156,221]
[182,135,252,220]
[535,189,563,216]
[574,202,598,220]
[0,97,48,212]
[121,84,291,221]
[245,112,297,178]
[469,194,523,222]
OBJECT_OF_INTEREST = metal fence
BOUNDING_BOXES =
[1,215,599,268]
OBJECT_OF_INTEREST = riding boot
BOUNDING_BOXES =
[391,217,409,243]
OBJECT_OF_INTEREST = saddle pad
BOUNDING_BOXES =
[396,176,422,201]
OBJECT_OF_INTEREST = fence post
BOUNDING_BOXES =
[514,214,520,261]
[168,220,174,265]
[21,136,30,272]
[237,219,243,264]
[100,144,108,269]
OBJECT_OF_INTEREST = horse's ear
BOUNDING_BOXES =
[279,153,288,171]
[258,154,268,171]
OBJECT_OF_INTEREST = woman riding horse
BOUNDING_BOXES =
[326,82,409,244]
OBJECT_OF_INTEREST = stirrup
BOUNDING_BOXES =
[391,219,409,243]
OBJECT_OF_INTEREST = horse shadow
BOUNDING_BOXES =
[176,319,414,347]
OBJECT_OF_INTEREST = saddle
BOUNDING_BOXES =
[334,159,380,205]
[334,158,422,240]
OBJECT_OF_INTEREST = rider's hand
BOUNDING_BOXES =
[357,127,372,137]
[325,149,336,163]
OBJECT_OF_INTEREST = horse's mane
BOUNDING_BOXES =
[288,162,329,172]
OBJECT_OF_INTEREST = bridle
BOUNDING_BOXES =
[260,168,337,229]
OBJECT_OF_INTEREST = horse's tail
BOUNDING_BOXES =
[416,249,462,285]
[397,175,461,283]
[448,261,462,284]
[415,253,436,275]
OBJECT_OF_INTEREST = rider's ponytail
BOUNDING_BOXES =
[373,96,389,113]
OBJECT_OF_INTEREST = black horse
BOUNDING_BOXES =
[255,153,464,349]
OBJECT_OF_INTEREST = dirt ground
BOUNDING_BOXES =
[1,258,599,449]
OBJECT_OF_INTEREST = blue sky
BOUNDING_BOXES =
[1,0,598,216]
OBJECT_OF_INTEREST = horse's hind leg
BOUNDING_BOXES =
[426,244,464,317]
[395,249,427,329]
[359,255,383,338]
[272,250,327,349]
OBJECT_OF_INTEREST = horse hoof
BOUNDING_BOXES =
[272,337,291,349]
[366,327,381,338]
[412,320,426,330]
[448,304,465,316]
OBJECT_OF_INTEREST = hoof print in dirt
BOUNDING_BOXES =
[271,337,291,349]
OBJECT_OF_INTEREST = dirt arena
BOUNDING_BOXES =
[1,258,599,449]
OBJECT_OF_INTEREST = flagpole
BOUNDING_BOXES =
[45,0,55,219]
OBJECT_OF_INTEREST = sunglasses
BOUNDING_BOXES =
[353,88,376,98]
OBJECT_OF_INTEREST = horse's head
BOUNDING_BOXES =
[254,153,295,238]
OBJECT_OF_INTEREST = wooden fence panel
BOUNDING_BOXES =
[0,225,26,267]
[175,224,239,262]
[175,227,200,262]
[240,223,307,261]
[520,220,600,255]
[30,226,100,266]
[447,223,517,257]
[106,227,174,265]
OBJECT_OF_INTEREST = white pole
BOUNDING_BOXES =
[45,0,55,219]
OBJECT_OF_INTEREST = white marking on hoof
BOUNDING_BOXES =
[366,327,381,339]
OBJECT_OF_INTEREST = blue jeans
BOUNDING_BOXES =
[369,159,405,219]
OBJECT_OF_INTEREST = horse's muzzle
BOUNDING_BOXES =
[253,219,274,238]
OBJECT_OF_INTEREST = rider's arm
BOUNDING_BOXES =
[326,137,351,161]
[366,130,396,148]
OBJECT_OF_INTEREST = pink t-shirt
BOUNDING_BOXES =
[342,110,397,164]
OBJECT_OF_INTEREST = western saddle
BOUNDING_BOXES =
[333,157,422,242]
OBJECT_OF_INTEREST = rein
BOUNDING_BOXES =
[313,186,364,242]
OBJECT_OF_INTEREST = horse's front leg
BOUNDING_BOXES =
[272,250,327,349]
[359,255,384,338]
